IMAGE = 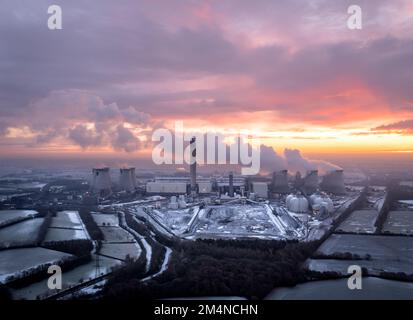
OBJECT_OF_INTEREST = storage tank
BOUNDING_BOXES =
[310,192,334,214]
[286,194,309,213]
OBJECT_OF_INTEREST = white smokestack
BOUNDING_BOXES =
[91,167,112,196]
[190,137,197,194]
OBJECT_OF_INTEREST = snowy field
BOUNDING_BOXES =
[0,218,45,248]
[382,211,413,235]
[92,213,119,227]
[306,258,413,277]
[11,254,121,300]
[266,277,413,300]
[101,227,135,242]
[153,208,195,235]
[0,210,38,225]
[336,210,378,234]
[316,234,413,261]
[100,243,141,261]
[44,228,89,242]
[49,211,83,229]
[0,247,73,283]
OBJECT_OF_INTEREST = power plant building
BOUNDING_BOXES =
[146,177,188,195]
[251,182,269,198]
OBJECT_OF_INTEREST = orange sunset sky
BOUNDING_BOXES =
[0,0,412,159]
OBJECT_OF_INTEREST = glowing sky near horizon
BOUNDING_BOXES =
[0,0,412,158]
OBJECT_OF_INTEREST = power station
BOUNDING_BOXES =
[91,168,112,196]
[119,167,137,192]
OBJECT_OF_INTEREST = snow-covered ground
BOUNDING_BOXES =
[92,213,119,227]
[11,254,121,300]
[0,209,38,225]
[100,227,135,242]
[49,211,83,229]
[100,243,141,261]
[0,247,73,284]
[44,228,89,242]
[0,218,45,248]
[336,210,378,234]
[382,211,413,235]
[140,246,172,282]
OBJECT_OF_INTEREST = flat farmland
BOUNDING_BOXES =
[336,210,378,234]
[382,211,413,235]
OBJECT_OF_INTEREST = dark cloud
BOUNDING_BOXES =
[68,124,103,149]
[372,119,413,135]
[111,124,141,152]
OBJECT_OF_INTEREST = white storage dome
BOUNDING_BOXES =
[287,195,309,213]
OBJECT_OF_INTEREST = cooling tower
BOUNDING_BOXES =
[91,167,112,196]
[304,170,319,194]
[119,168,137,192]
[189,137,197,194]
[272,170,289,193]
[320,169,345,194]
[229,171,234,197]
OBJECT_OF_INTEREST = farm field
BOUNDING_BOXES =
[336,210,378,234]
[382,211,413,235]
[100,243,141,261]
[0,247,73,283]
[43,228,89,242]
[0,210,38,224]
[100,227,135,242]
[0,218,45,248]
[50,211,83,229]
[92,213,119,227]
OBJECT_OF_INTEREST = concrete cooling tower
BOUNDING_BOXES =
[119,168,137,192]
[303,170,319,194]
[91,168,112,196]
[320,169,345,194]
[272,170,289,193]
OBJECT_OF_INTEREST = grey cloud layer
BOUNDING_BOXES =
[0,0,412,149]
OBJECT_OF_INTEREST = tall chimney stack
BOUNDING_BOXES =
[229,171,234,197]
[190,137,197,195]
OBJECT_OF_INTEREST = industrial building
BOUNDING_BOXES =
[91,168,112,197]
[251,182,269,198]
[146,177,188,195]
[216,175,246,196]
